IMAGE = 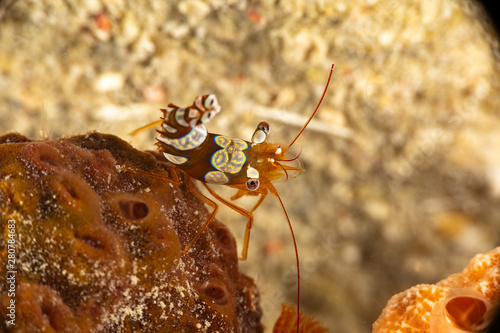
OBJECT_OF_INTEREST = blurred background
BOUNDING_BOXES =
[1,0,499,331]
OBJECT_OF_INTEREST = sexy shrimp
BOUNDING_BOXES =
[127,65,335,330]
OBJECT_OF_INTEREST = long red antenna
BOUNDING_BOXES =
[274,190,301,333]
[288,64,335,149]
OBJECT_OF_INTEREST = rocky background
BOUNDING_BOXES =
[1,0,499,331]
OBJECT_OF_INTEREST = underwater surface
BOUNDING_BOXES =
[1,0,499,331]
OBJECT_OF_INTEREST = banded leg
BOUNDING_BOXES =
[129,119,163,135]
[242,191,267,260]
[202,183,267,260]
[181,177,219,256]
[121,165,182,186]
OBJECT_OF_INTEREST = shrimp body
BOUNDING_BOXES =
[157,106,302,197]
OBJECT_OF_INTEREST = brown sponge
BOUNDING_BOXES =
[0,132,262,332]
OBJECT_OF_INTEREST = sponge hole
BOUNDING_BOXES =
[197,279,229,306]
[119,200,149,220]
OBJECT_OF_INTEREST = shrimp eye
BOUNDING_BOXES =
[257,121,270,135]
[245,178,260,191]
[204,94,217,109]
[201,111,215,123]
[251,122,270,144]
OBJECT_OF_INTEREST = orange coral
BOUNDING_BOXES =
[273,303,329,333]
[373,247,500,333]
[0,132,262,332]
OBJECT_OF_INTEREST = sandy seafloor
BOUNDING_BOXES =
[1,0,500,331]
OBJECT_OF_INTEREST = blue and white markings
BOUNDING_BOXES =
[204,171,230,184]
[162,122,178,134]
[156,124,208,165]
[157,96,262,186]
[163,152,188,165]
[157,124,208,151]
[211,136,248,173]
[204,135,249,184]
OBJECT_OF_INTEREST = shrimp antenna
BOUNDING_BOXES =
[288,64,335,149]
[279,147,302,162]
[276,161,290,183]
[275,190,300,332]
